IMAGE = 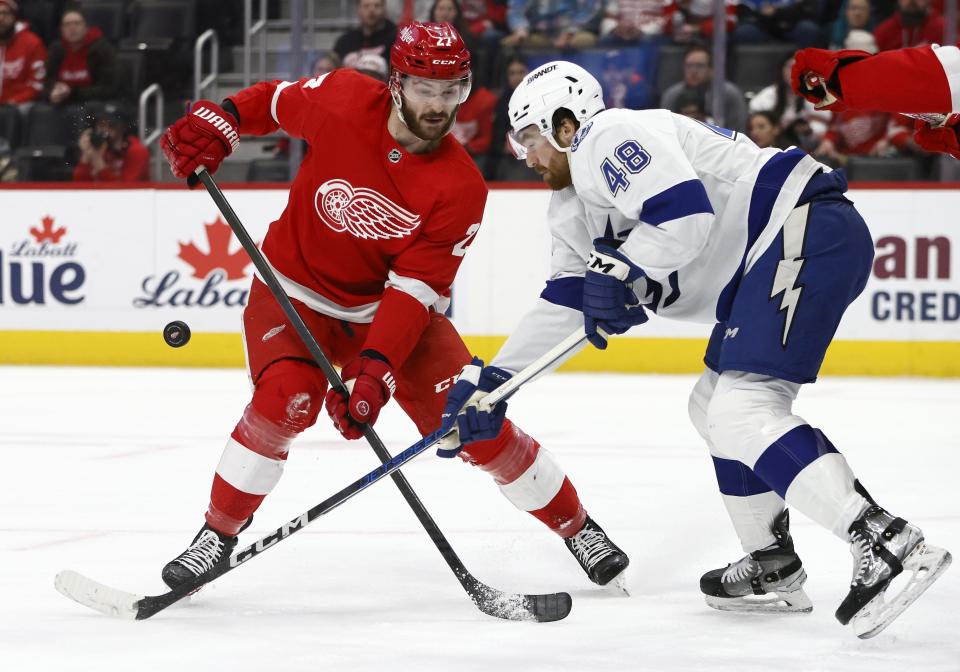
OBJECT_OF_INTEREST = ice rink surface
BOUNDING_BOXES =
[2,366,958,672]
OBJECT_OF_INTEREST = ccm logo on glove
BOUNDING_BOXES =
[588,249,633,280]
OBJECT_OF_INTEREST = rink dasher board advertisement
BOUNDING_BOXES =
[0,185,957,375]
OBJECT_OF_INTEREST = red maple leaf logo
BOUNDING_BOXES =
[177,216,251,281]
[30,215,67,244]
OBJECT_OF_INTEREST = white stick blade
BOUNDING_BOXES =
[54,570,142,620]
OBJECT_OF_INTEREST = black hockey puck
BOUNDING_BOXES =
[163,320,191,348]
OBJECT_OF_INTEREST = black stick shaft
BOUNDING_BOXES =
[137,429,441,618]
[197,170,480,594]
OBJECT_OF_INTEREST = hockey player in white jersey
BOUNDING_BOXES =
[437,61,951,638]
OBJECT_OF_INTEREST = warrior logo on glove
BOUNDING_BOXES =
[192,105,240,151]
[160,99,240,181]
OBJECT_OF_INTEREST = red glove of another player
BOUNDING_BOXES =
[325,353,397,440]
[914,114,960,160]
[791,48,872,111]
[160,100,240,181]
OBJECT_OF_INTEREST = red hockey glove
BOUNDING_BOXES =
[791,48,872,111]
[914,114,960,160]
[324,352,397,440]
[160,100,240,181]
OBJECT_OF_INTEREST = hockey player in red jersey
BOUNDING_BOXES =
[791,44,960,158]
[158,22,628,591]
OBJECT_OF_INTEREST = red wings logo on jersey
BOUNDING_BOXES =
[314,178,422,240]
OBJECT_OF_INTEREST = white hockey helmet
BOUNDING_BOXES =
[507,60,604,159]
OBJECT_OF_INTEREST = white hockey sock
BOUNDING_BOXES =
[784,452,871,540]
[721,491,786,553]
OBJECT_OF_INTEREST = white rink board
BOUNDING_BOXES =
[0,186,957,341]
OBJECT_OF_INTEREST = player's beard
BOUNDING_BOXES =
[539,152,572,190]
[401,102,458,142]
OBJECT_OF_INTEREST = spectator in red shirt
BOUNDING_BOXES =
[814,110,916,164]
[450,73,498,156]
[461,0,508,36]
[44,6,118,105]
[873,0,943,51]
[74,106,149,182]
[0,0,46,106]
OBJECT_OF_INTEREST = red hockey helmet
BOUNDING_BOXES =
[390,21,471,81]
[389,22,472,139]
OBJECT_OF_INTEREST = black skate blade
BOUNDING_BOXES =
[467,577,572,622]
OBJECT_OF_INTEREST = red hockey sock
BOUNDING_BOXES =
[528,478,588,538]
[206,404,297,534]
[461,419,586,537]
[206,360,327,535]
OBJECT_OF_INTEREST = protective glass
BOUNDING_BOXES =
[507,124,560,160]
[400,73,472,107]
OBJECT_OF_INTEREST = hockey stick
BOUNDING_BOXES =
[190,170,571,621]
[59,167,583,622]
[54,326,589,621]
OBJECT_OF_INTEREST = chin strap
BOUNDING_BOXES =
[389,76,408,129]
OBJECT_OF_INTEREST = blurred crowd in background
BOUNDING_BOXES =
[0,0,954,183]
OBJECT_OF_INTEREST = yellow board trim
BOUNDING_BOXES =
[0,331,958,377]
[0,331,245,368]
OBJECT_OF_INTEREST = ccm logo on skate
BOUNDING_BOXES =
[231,513,310,566]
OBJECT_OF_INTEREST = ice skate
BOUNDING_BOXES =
[836,504,951,639]
[161,522,244,590]
[564,516,629,591]
[701,510,812,614]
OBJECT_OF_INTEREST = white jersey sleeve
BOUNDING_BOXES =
[491,187,591,374]
[568,109,716,281]
[490,300,586,375]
